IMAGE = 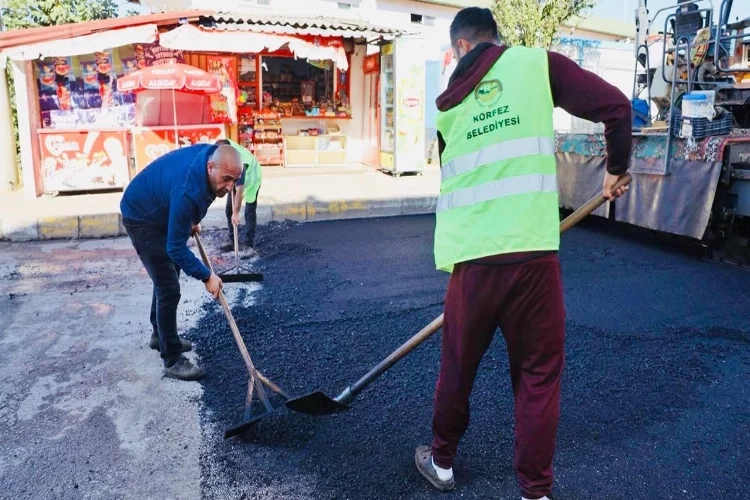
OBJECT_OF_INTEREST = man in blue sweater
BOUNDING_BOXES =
[121,143,243,380]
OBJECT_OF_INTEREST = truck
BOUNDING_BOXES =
[555,0,750,265]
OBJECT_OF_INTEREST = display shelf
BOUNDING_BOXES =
[284,134,347,167]
[280,115,352,120]
[251,110,284,166]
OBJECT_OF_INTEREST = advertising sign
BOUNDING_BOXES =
[39,130,131,192]
[132,125,225,173]
[206,55,238,124]
[132,40,185,69]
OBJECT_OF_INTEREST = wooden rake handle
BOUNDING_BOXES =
[193,233,288,401]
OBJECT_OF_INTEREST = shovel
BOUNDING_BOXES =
[285,173,633,416]
[194,233,289,438]
[217,190,264,284]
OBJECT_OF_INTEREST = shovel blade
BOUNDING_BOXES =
[285,391,350,415]
[218,272,264,283]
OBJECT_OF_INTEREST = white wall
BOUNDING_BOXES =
[188,0,352,14]
[371,0,455,62]
[344,42,367,162]
[551,40,635,133]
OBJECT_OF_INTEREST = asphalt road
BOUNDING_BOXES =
[1,214,747,499]
[0,237,207,500]
[190,215,750,500]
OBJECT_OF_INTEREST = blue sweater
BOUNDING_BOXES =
[120,144,217,281]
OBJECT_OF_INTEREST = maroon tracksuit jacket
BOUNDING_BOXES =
[429,43,632,499]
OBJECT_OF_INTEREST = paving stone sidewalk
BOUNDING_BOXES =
[0,165,440,241]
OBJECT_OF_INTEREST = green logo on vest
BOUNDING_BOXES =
[474,79,503,108]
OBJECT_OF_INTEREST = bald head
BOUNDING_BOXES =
[207,144,243,198]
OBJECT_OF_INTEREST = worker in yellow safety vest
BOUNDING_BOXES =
[217,139,263,258]
[413,7,631,500]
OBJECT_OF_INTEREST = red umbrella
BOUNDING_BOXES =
[117,62,223,147]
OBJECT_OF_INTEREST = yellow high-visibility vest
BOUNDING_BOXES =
[434,46,559,272]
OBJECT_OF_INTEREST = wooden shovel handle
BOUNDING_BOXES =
[559,173,632,233]
[347,172,633,397]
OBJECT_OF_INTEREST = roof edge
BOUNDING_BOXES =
[0,10,211,51]
[562,15,636,39]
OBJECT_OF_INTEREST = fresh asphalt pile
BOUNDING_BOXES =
[188,215,749,499]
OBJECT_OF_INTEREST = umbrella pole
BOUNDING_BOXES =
[172,88,179,148]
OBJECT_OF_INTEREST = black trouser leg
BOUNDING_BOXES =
[244,184,259,247]
[124,220,184,366]
[244,199,257,248]
[149,288,158,335]
[225,189,234,235]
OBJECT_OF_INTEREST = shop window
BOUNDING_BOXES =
[262,56,343,117]
[410,13,435,26]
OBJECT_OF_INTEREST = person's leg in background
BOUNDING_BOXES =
[123,219,204,381]
[221,186,236,252]
[497,254,566,500]
[243,184,259,253]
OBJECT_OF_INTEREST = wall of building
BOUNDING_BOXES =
[128,0,641,159]
[550,39,636,134]
[361,1,458,161]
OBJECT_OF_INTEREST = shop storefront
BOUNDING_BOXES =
[0,12,412,196]
[33,39,230,191]
[160,22,358,169]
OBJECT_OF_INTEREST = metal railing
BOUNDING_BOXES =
[659,1,715,87]
[664,35,695,175]
[713,0,750,73]
[632,42,654,127]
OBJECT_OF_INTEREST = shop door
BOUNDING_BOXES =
[363,57,380,168]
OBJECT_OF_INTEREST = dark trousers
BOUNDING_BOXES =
[123,218,184,366]
[431,254,566,499]
[225,184,259,247]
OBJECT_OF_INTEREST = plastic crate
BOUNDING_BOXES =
[671,107,733,139]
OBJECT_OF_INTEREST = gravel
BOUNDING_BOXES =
[187,215,750,500]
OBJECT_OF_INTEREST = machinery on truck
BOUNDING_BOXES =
[556,0,750,265]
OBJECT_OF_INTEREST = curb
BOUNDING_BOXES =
[0,197,438,242]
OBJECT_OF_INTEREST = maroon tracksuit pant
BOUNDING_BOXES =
[431,253,566,499]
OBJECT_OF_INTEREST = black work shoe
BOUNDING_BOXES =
[415,445,455,492]
[219,241,235,252]
[149,333,192,353]
[239,247,256,259]
[163,355,205,381]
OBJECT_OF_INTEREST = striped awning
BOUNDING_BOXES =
[159,24,351,70]
[198,12,413,39]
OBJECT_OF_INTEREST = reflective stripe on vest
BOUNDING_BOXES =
[436,173,558,212]
[441,136,555,182]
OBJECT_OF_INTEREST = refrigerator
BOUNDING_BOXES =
[379,36,426,176]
